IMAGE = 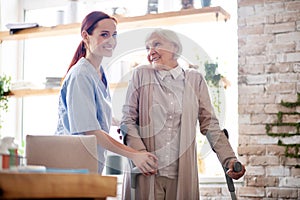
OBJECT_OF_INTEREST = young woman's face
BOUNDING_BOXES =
[84,18,117,58]
[145,33,178,69]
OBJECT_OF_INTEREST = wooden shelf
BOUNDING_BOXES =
[9,82,129,97]
[0,6,230,42]
[9,88,60,98]
[117,6,230,29]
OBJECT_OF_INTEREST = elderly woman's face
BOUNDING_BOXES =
[145,33,178,69]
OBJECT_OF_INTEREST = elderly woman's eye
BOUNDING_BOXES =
[154,42,161,47]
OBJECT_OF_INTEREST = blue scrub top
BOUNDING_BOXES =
[55,57,112,173]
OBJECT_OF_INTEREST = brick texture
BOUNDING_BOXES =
[237,0,300,199]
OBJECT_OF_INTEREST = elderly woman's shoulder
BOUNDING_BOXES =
[184,66,204,78]
[134,64,155,73]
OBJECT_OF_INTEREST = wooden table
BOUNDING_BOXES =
[0,172,117,199]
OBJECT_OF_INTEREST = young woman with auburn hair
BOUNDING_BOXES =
[55,11,157,175]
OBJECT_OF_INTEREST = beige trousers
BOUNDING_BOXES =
[136,175,178,200]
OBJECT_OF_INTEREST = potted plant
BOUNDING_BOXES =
[204,61,231,89]
[0,74,11,129]
[204,61,220,88]
[201,0,211,7]
[204,61,221,114]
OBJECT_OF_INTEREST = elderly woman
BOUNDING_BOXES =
[120,28,245,200]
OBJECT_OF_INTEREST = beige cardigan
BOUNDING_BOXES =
[121,65,237,200]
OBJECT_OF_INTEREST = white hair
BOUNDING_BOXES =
[145,28,183,59]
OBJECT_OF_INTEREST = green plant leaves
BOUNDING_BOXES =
[0,74,11,129]
[204,62,221,88]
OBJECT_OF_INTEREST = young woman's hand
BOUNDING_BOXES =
[131,151,158,176]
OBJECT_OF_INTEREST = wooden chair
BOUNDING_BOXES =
[26,135,98,173]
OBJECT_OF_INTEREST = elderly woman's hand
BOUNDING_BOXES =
[131,151,158,176]
[226,159,246,180]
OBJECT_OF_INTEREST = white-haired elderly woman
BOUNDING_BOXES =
[120,28,245,200]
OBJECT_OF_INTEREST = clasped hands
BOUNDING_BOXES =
[131,151,158,176]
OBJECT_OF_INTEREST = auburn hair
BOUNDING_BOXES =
[66,11,117,75]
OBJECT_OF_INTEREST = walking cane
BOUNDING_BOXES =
[222,129,242,200]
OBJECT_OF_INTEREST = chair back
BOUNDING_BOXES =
[26,135,98,173]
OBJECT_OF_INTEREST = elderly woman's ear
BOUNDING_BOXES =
[173,44,180,59]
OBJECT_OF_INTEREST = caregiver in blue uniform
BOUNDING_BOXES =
[55,11,157,175]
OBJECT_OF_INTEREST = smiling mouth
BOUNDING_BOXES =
[151,55,161,62]
[103,47,114,51]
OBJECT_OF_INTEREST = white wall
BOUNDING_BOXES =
[0,0,24,142]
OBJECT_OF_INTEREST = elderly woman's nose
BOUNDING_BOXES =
[147,47,155,54]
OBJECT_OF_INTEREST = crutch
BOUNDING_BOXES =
[130,165,140,199]
[223,160,242,200]
[222,129,242,200]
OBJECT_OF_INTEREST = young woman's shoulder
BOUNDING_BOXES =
[70,58,93,76]
[64,59,93,84]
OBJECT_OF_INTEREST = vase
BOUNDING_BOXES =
[181,0,194,9]
[201,0,211,7]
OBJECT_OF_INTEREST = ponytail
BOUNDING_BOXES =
[66,41,86,75]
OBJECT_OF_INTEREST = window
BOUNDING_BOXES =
[0,0,238,179]
[23,8,80,137]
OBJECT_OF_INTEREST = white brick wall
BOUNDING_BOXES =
[238,0,300,199]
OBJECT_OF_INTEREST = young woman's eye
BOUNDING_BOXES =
[101,33,109,38]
